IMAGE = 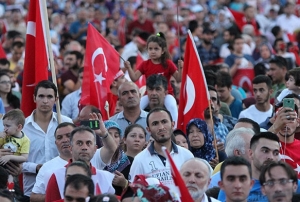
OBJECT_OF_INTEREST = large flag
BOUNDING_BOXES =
[177,30,209,131]
[80,23,120,120]
[163,147,194,201]
[117,16,126,47]
[21,0,49,117]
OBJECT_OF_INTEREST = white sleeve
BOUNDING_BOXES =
[31,165,47,194]
[91,148,109,170]
[129,157,144,183]
[22,162,38,174]
[238,110,246,119]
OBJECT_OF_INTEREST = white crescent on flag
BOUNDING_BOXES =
[92,47,108,72]
[184,76,195,114]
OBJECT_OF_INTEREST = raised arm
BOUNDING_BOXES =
[124,61,142,82]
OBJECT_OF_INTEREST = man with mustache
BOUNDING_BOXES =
[31,122,76,202]
[180,158,220,202]
[268,100,300,178]
[259,161,298,202]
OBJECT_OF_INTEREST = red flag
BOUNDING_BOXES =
[0,44,6,59]
[117,17,126,46]
[21,0,49,117]
[163,147,194,201]
[177,30,210,131]
[80,24,120,120]
[135,52,146,88]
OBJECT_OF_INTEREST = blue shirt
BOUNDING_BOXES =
[225,54,255,67]
[214,116,229,144]
[197,43,220,65]
[229,99,243,119]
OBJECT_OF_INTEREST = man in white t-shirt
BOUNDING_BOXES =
[30,122,76,202]
[239,75,273,124]
[124,108,193,201]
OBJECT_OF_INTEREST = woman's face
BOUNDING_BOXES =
[124,127,146,153]
[0,75,11,94]
[188,125,205,148]
[108,128,121,146]
[260,45,271,59]
[175,134,189,149]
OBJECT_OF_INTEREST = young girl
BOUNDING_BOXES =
[124,32,182,125]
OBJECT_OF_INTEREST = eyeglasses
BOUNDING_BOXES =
[0,81,11,85]
[263,179,294,187]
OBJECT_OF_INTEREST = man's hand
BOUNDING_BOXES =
[0,155,10,165]
[113,171,127,188]
[89,112,107,137]
[6,161,22,176]
[36,164,43,173]
[0,149,13,157]
[209,158,219,169]
[216,140,225,151]
[270,107,297,133]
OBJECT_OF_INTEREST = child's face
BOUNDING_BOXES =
[3,119,21,136]
[147,42,164,61]
[286,76,298,90]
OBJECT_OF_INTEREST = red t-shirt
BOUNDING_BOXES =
[127,19,155,36]
[280,139,300,178]
[137,59,177,94]
[107,92,118,117]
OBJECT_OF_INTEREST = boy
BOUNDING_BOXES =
[0,109,30,188]
[277,68,300,102]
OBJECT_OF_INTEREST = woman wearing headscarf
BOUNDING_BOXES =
[186,118,227,168]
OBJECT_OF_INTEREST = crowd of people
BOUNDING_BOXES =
[0,0,300,202]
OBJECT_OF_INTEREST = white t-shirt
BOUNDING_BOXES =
[239,104,273,124]
[277,89,293,102]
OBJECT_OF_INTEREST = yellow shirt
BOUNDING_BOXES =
[0,131,30,155]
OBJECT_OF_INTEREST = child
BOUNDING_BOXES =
[0,109,30,188]
[277,68,300,102]
[124,32,182,125]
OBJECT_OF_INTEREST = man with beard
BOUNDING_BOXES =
[197,28,220,66]
[204,86,228,152]
[259,161,298,202]
[128,108,193,196]
[239,75,273,124]
[60,51,83,97]
[110,82,149,140]
[268,101,300,178]
[180,158,220,202]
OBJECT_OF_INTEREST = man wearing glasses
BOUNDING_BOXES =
[259,161,298,202]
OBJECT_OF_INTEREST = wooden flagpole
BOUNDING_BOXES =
[176,0,181,62]
[40,0,62,123]
[208,102,219,160]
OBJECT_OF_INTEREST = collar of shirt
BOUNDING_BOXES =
[26,110,58,124]
[147,141,179,155]
[115,110,148,120]
[65,159,96,175]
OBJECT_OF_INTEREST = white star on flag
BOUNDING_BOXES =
[294,164,300,174]
[94,72,105,85]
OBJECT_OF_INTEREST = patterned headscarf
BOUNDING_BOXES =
[186,118,216,162]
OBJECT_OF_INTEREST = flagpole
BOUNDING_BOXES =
[208,103,219,160]
[40,0,62,123]
[176,0,181,62]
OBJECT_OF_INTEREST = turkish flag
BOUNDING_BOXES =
[0,44,6,59]
[177,30,210,131]
[21,0,49,117]
[117,17,126,46]
[163,147,194,201]
[80,24,120,120]
[135,52,146,89]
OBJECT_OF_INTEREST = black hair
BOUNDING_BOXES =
[216,71,232,88]
[271,26,281,37]
[146,107,173,127]
[207,85,217,94]
[146,32,170,69]
[54,122,76,138]
[269,56,288,71]
[127,56,137,67]
[259,161,297,185]
[250,132,280,149]
[146,74,168,91]
[124,123,146,139]
[11,41,24,49]
[68,50,83,62]
[204,70,217,86]
[188,20,199,33]
[237,118,260,135]
[288,68,300,86]
[0,58,10,67]
[0,189,13,202]
[66,160,92,178]
[0,72,20,109]
[6,30,21,40]
[220,156,252,180]
[64,174,94,197]
[254,63,267,76]
[34,80,58,98]
[252,75,272,89]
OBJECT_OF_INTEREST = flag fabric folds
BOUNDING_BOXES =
[163,147,194,202]
[21,0,49,117]
[80,23,120,120]
[177,30,210,131]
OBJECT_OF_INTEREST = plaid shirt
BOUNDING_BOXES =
[213,116,229,144]
[197,43,220,65]
[222,115,238,132]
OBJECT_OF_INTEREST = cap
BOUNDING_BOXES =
[114,70,124,80]
[104,120,122,137]
[191,5,203,13]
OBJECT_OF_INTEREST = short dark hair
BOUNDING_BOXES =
[54,122,76,138]
[250,132,279,149]
[288,68,300,86]
[271,26,281,37]
[146,74,168,91]
[124,124,146,139]
[216,71,232,88]
[0,189,13,202]
[220,156,252,180]
[3,109,25,126]
[6,30,21,40]
[237,118,260,135]
[64,174,94,197]
[0,58,10,67]
[269,56,287,69]
[233,35,243,44]
[207,85,217,94]
[204,70,217,86]
[252,75,272,89]
[69,50,83,62]
[259,161,298,186]
[70,126,96,145]
[66,160,92,178]
[34,80,58,98]
[188,20,199,33]
[146,107,173,127]
[11,41,24,49]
